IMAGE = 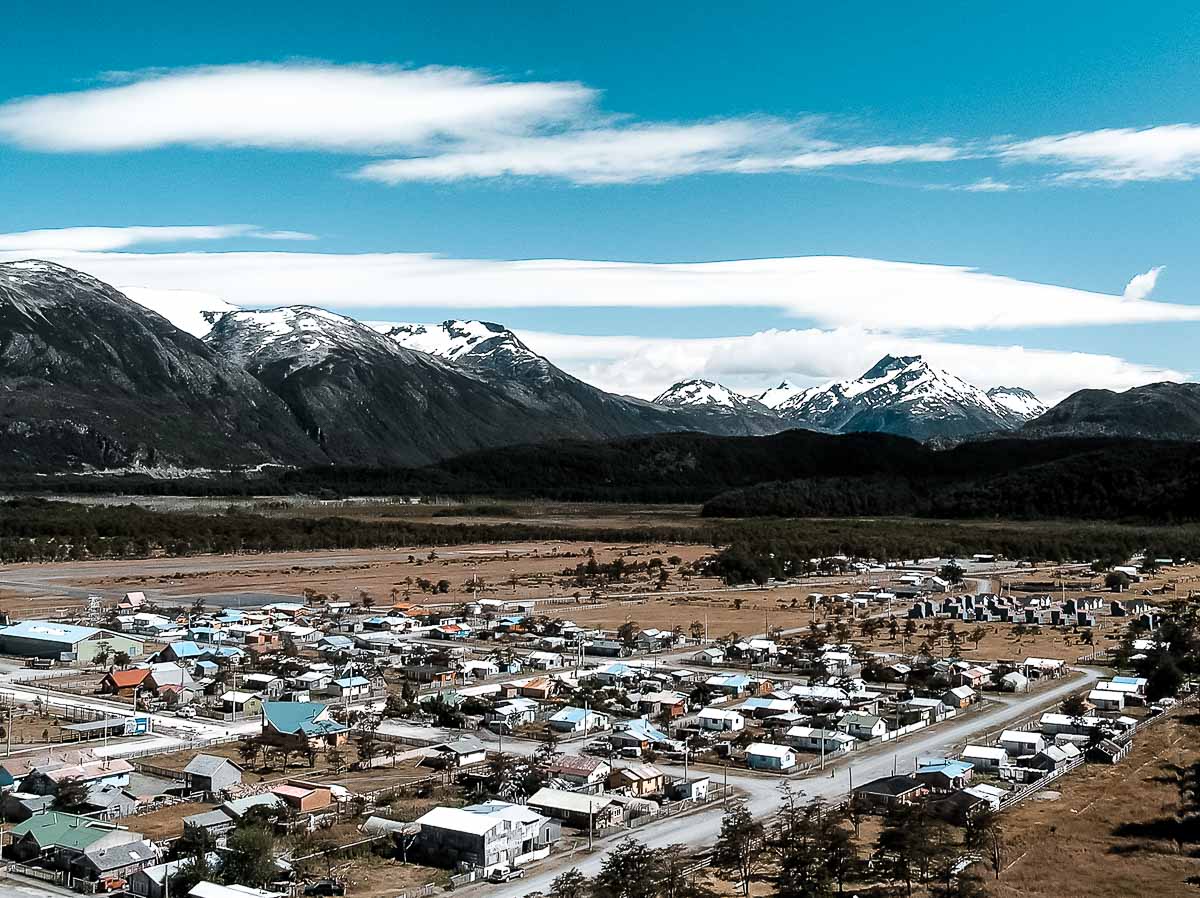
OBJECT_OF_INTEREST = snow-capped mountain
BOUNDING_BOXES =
[771,355,1045,440]
[986,386,1048,423]
[756,381,807,410]
[385,319,553,381]
[654,379,770,414]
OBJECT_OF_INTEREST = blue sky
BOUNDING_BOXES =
[1,1,1199,400]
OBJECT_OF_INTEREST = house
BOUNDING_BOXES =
[785,727,856,755]
[1088,689,1125,711]
[490,698,541,729]
[608,763,665,797]
[956,666,992,689]
[636,690,689,719]
[527,651,564,670]
[915,759,974,791]
[242,673,285,698]
[19,759,134,798]
[183,808,238,839]
[670,776,710,802]
[1029,743,1082,772]
[737,697,797,719]
[517,677,558,701]
[414,803,558,874]
[692,647,725,665]
[852,775,928,812]
[1000,671,1029,693]
[129,855,222,898]
[183,755,243,795]
[839,712,887,741]
[280,624,320,646]
[928,789,990,825]
[1087,738,1133,764]
[609,718,668,751]
[100,668,151,696]
[1039,712,1108,739]
[260,701,349,751]
[189,883,284,898]
[744,742,797,771]
[960,745,1007,771]
[0,621,143,662]
[705,674,755,696]
[998,730,1045,757]
[330,676,372,700]
[8,812,159,883]
[527,788,621,828]
[697,707,745,732]
[941,685,977,709]
[272,782,332,813]
[432,736,488,768]
[548,706,610,734]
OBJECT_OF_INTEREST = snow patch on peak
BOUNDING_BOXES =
[206,305,404,371]
[986,386,1047,420]
[655,379,748,409]
[756,380,806,409]
[385,318,554,382]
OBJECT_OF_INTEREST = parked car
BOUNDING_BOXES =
[489,867,525,883]
[175,707,197,718]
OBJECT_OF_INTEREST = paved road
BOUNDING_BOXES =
[482,667,1102,898]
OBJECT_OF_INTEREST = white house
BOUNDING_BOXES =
[697,707,745,732]
[998,729,1044,757]
[1000,671,1029,693]
[785,726,856,754]
[1087,689,1125,712]
[692,648,725,665]
[960,745,1007,771]
[745,742,797,771]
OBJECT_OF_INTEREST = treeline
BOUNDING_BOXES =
[703,441,1200,522]
[0,499,706,563]
[6,432,1200,522]
[5,498,1200,570]
[705,518,1200,585]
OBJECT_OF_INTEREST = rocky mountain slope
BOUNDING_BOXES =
[653,379,773,415]
[0,261,321,470]
[1022,382,1200,440]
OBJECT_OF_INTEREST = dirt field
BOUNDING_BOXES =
[989,708,1200,898]
[125,799,217,839]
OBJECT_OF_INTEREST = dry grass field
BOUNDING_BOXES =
[990,709,1200,898]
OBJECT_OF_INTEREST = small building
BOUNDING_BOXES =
[928,789,990,825]
[785,726,856,755]
[915,758,974,791]
[960,745,1007,771]
[744,742,797,772]
[1088,689,1125,712]
[697,707,746,732]
[220,691,263,717]
[272,782,332,813]
[548,706,610,734]
[330,676,372,700]
[941,685,977,709]
[839,712,887,741]
[1000,671,1029,693]
[527,788,621,828]
[998,730,1045,757]
[432,736,488,769]
[544,755,611,792]
[608,763,665,797]
[99,668,151,696]
[183,755,243,795]
[852,775,928,812]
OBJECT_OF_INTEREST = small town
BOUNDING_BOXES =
[0,548,1188,898]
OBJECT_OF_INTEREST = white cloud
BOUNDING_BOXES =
[357,120,960,185]
[1123,265,1165,301]
[0,225,314,252]
[508,326,1186,403]
[0,63,594,152]
[959,177,1012,192]
[999,124,1200,182]
[6,249,1195,333]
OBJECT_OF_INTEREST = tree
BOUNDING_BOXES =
[112,650,131,668]
[356,732,379,767]
[325,746,346,773]
[617,621,641,647]
[93,642,112,668]
[969,626,986,650]
[964,809,1006,880]
[1147,656,1184,702]
[238,739,261,770]
[713,801,763,896]
[1060,693,1088,719]
[171,840,217,896]
[591,838,663,898]
[53,775,91,812]
[932,871,991,898]
[659,846,717,898]
[1105,571,1131,592]
[550,867,587,898]
[222,825,277,888]
[690,620,704,641]
[939,563,964,585]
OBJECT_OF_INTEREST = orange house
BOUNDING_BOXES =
[99,668,151,697]
[273,782,333,813]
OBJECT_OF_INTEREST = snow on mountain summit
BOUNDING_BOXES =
[385,319,554,381]
[654,379,762,411]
